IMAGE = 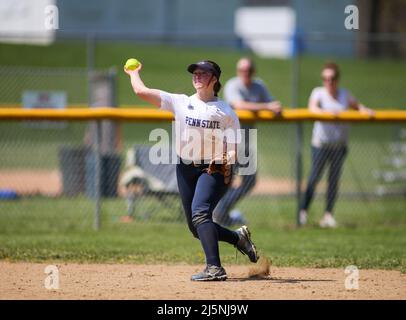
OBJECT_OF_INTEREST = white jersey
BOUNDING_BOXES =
[310,87,355,147]
[160,90,241,162]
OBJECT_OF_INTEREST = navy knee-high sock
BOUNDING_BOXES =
[214,223,239,245]
[196,222,221,267]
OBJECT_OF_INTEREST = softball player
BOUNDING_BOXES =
[124,60,259,281]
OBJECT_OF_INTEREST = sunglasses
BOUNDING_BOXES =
[322,76,338,82]
[237,68,253,74]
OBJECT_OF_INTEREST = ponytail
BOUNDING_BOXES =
[214,81,222,97]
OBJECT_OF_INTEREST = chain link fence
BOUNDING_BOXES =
[0,36,405,233]
[1,118,405,232]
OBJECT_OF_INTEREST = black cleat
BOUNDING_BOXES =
[235,225,259,263]
[191,265,228,281]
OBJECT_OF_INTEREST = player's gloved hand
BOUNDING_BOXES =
[206,154,232,185]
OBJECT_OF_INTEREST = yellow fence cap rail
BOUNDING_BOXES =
[0,106,405,122]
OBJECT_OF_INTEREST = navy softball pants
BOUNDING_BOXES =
[176,160,239,267]
[300,145,348,213]
[213,172,256,226]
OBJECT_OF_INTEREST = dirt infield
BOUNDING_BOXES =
[0,170,62,197]
[0,169,306,197]
[0,262,404,300]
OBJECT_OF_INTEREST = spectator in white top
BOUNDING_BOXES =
[299,62,374,228]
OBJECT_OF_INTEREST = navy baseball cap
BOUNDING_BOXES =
[187,60,221,79]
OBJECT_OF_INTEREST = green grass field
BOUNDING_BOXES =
[0,41,405,271]
[0,196,404,271]
[0,41,405,108]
